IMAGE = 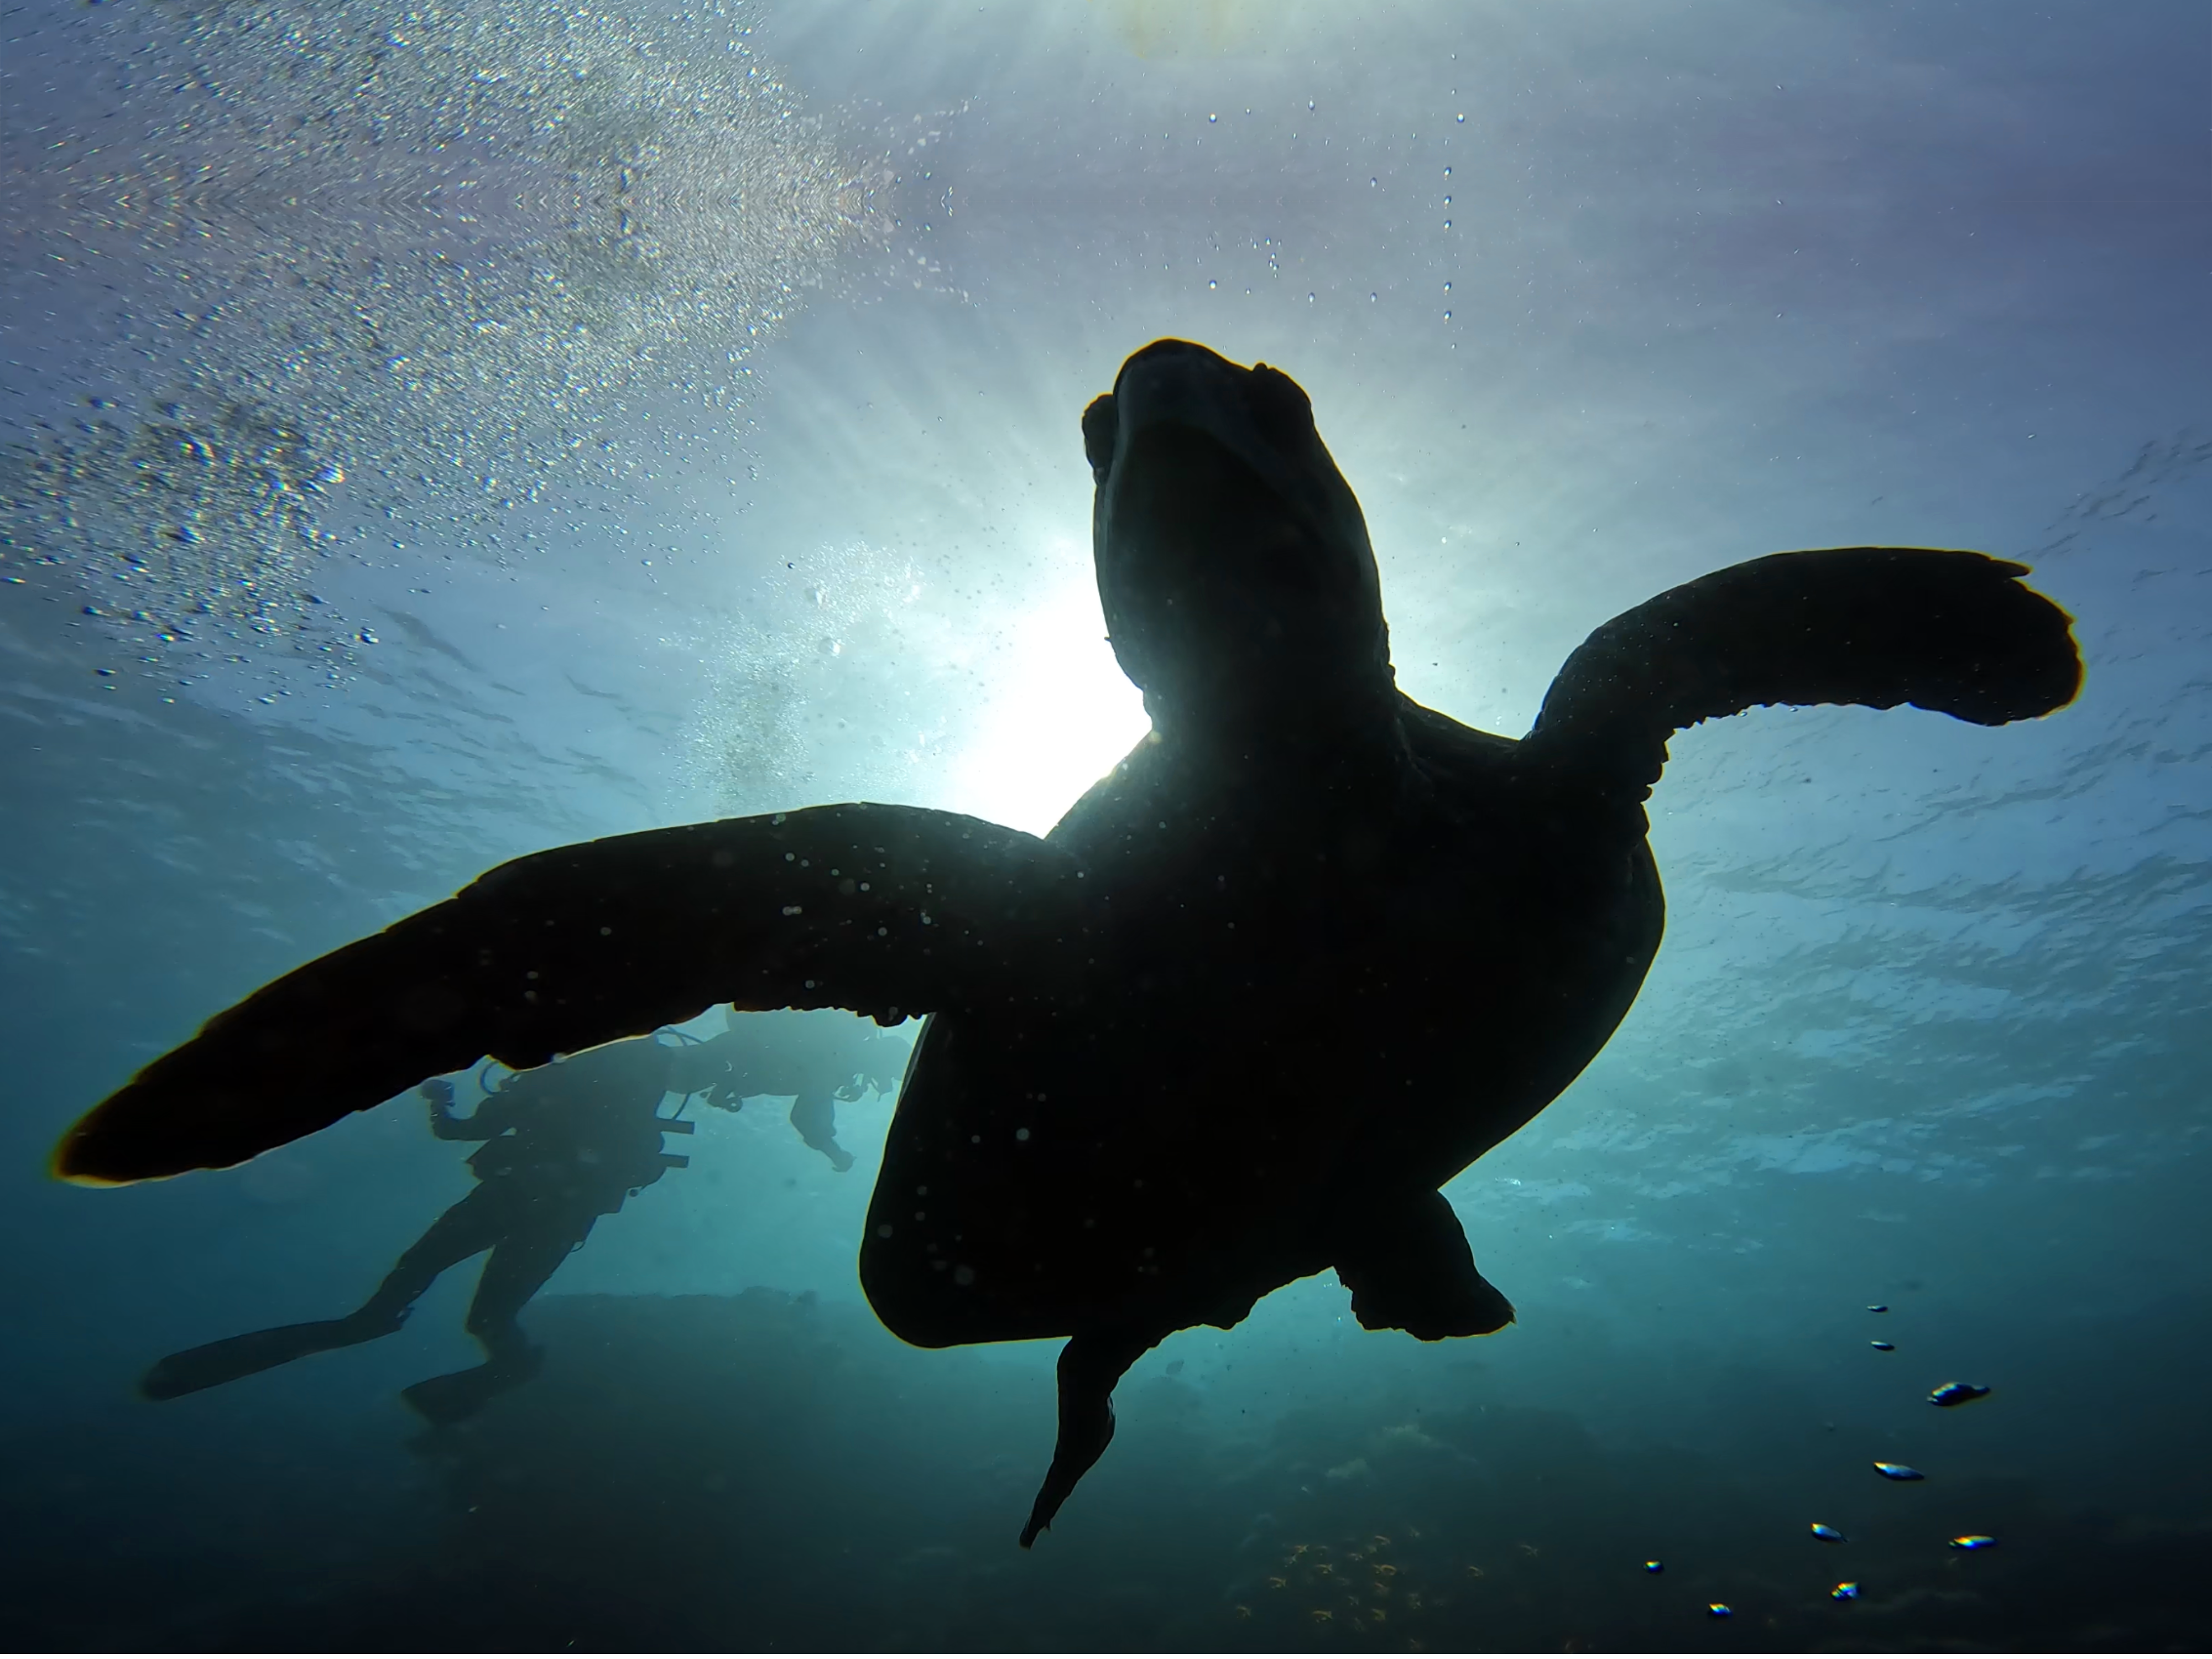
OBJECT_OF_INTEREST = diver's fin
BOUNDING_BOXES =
[400,1344,544,1426]
[1333,1188,1515,1341]
[140,1312,403,1401]
[1522,547,2082,799]
[1019,1329,1158,1548]
[55,805,1094,1185]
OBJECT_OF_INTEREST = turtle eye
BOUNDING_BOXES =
[1081,393,1118,483]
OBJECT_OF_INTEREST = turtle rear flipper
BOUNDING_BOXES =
[1525,547,2083,798]
[1020,1327,1160,1548]
[55,804,1093,1186]
[1334,1188,1515,1340]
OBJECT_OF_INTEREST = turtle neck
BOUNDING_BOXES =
[1142,668,1412,802]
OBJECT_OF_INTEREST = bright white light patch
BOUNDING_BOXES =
[943,542,1149,834]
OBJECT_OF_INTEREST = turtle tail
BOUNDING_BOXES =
[1521,546,2082,799]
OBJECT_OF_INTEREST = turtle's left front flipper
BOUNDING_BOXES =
[54,804,1092,1186]
[1523,547,2082,799]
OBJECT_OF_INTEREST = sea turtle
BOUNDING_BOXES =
[54,339,2081,1545]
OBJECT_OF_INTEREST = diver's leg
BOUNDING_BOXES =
[1019,1327,1160,1548]
[789,1090,855,1172]
[352,1182,513,1328]
[138,1184,517,1400]
[399,1214,593,1426]
[463,1212,597,1364]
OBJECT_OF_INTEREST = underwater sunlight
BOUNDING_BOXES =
[2,0,2208,1651]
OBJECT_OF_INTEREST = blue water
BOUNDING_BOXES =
[3,1,2208,1648]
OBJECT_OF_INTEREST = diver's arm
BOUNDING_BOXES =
[788,1089,855,1173]
[422,1078,504,1141]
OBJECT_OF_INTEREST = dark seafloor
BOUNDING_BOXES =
[4,0,2211,1651]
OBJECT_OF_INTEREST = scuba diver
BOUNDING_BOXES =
[140,1032,714,1422]
[682,1007,911,1173]
[139,1013,910,1422]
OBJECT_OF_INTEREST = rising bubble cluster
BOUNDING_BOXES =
[675,543,941,815]
[3,0,906,686]
[1,400,356,669]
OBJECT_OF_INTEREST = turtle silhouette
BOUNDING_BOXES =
[54,339,2081,1546]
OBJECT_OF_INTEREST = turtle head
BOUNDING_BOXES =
[1083,340,1392,732]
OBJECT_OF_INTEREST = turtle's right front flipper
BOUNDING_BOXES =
[1522,547,2082,799]
[55,804,1094,1186]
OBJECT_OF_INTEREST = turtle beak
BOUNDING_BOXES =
[1084,340,1387,721]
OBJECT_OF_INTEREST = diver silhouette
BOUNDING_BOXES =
[684,1009,910,1173]
[139,1036,696,1421]
[138,1020,900,1422]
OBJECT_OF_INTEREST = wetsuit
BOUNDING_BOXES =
[353,1041,693,1369]
[679,1011,910,1172]
[138,1017,909,1419]
[140,1036,697,1420]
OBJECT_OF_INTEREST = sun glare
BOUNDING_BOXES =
[942,544,1150,834]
